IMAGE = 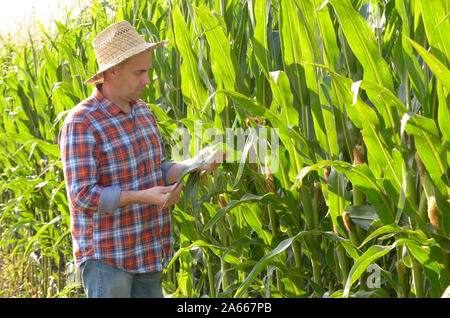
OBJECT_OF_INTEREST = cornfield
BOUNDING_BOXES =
[0,0,449,298]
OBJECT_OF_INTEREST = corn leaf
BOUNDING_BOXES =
[343,243,396,297]
[294,160,395,224]
[172,3,208,117]
[279,0,308,111]
[436,83,450,144]
[358,79,407,145]
[203,192,295,233]
[345,205,378,230]
[195,6,245,94]
[217,89,312,151]
[395,0,427,100]
[403,113,449,233]
[329,0,394,92]
[407,37,450,92]
[418,0,450,67]
[234,229,321,298]
[327,166,350,237]
[404,114,447,187]
[253,0,271,78]
[312,0,340,71]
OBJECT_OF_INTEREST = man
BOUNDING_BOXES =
[58,21,222,298]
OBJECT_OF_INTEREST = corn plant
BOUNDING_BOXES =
[0,0,449,298]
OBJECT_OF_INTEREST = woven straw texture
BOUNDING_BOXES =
[85,20,168,84]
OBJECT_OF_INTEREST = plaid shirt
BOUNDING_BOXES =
[58,84,173,273]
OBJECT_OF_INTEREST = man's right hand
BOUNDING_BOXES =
[149,182,184,208]
[117,182,184,209]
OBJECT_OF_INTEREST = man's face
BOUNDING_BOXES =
[113,50,152,102]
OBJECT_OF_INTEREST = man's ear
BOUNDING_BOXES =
[109,66,118,77]
[103,66,118,82]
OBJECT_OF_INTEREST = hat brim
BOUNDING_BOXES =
[84,39,168,84]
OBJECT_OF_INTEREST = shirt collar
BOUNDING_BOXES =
[93,83,144,116]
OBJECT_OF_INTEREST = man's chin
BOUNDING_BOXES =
[131,93,144,101]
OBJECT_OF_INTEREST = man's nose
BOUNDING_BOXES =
[142,73,150,86]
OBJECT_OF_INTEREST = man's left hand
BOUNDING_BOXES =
[195,148,227,172]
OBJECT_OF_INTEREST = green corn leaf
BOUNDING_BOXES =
[171,3,208,117]
[329,71,363,129]
[358,224,403,248]
[268,70,298,134]
[16,83,39,135]
[253,0,271,77]
[407,243,442,275]
[355,100,402,194]
[418,0,450,68]
[288,0,331,152]
[203,192,294,233]
[202,193,261,233]
[195,6,245,94]
[162,151,218,209]
[242,203,273,245]
[295,0,340,160]
[345,205,378,230]
[294,160,395,224]
[344,235,442,297]
[279,0,309,113]
[312,1,349,158]
[329,0,394,92]
[327,166,351,237]
[403,113,447,191]
[395,0,427,100]
[341,164,394,224]
[166,240,222,269]
[234,229,321,298]
[317,77,340,159]
[0,133,60,158]
[358,79,407,145]
[23,216,61,257]
[232,128,257,188]
[269,70,309,178]
[343,243,396,297]
[407,37,450,92]
[217,89,312,151]
[311,0,340,71]
[403,113,449,234]
[436,82,450,146]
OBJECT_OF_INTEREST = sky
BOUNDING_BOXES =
[0,0,89,40]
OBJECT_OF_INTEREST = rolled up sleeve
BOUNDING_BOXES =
[161,161,175,185]
[59,121,103,214]
[98,186,121,214]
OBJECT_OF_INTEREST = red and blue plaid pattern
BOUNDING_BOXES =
[58,84,173,273]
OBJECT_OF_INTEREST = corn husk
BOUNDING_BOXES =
[427,196,441,231]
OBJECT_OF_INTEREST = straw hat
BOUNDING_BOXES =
[85,20,168,84]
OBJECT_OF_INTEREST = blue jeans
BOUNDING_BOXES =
[81,259,164,298]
